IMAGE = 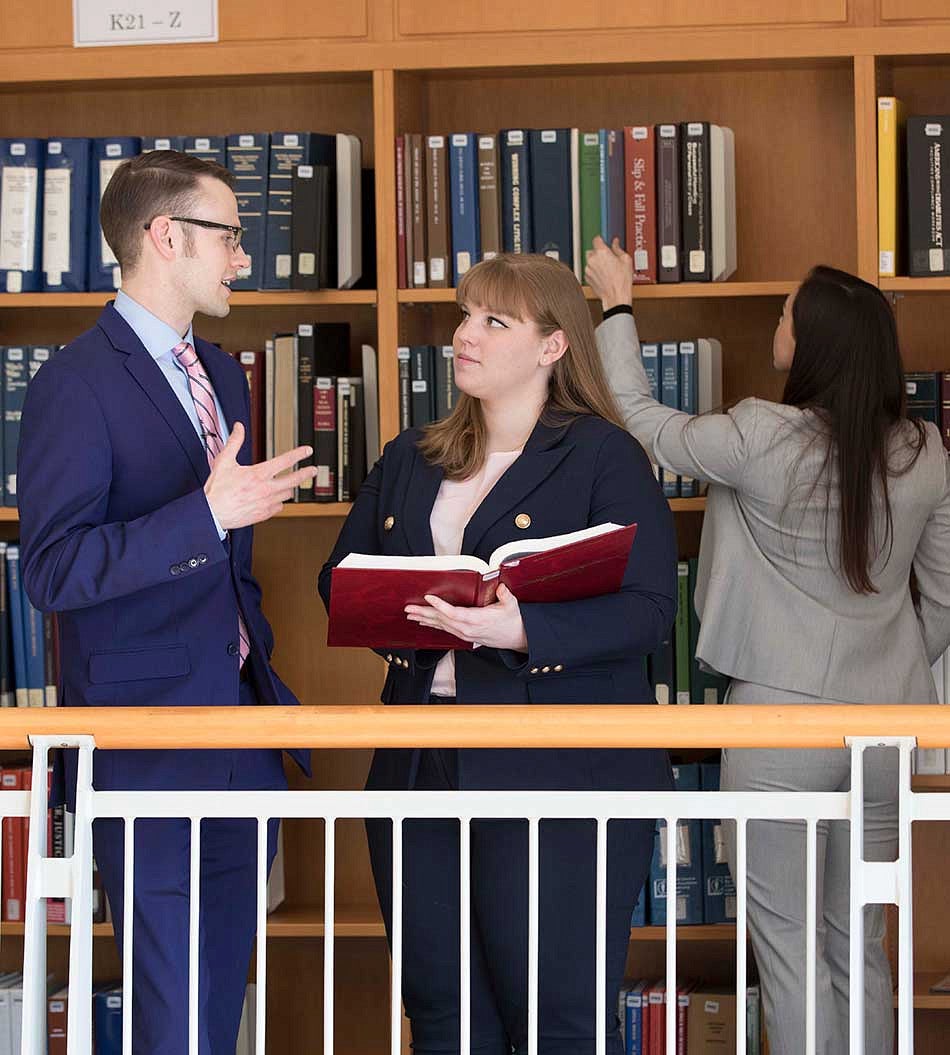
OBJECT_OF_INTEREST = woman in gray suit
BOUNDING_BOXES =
[586,236,950,1055]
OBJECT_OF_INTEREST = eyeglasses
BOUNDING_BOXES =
[144,216,246,251]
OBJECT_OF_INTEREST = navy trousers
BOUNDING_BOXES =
[93,683,286,1055]
[366,747,656,1055]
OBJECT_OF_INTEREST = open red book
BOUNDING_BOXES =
[327,521,637,650]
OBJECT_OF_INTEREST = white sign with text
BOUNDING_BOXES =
[73,0,218,47]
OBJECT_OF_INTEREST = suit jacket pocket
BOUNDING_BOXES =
[88,644,191,684]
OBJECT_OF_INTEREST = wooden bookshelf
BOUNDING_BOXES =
[894,974,950,1011]
[1,3,950,1052]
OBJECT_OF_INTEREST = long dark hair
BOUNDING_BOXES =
[781,265,924,594]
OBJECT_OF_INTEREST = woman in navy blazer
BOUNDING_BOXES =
[318,254,676,1055]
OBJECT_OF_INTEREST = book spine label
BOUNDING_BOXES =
[313,378,337,501]
[263,132,309,289]
[477,134,502,260]
[184,136,226,167]
[0,139,44,293]
[409,134,427,286]
[624,126,657,283]
[501,130,532,254]
[680,123,712,281]
[907,116,950,276]
[657,125,682,282]
[395,136,408,288]
[426,136,450,287]
[529,129,573,264]
[397,347,411,431]
[450,133,480,284]
[678,341,697,497]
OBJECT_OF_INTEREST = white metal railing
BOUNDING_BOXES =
[0,709,945,1054]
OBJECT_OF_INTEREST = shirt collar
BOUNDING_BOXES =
[113,289,195,363]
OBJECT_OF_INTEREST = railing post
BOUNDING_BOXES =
[67,738,97,1055]
[845,736,916,1055]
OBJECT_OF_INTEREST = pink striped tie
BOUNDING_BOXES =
[173,341,251,667]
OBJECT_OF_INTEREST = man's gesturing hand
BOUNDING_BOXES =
[204,422,318,529]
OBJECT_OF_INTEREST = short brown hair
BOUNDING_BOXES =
[418,253,626,479]
[100,150,235,274]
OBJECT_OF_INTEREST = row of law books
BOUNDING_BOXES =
[0,543,58,709]
[630,763,736,929]
[877,101,950,277]
[648,560,731,708]
[47,982,261,1055]
[0,131,367,294]
[395,124,737,289]
[618,980,762,1055]
[240,324,379,502]
[397,345,460,429]
[640,340,723,499]
[47,983,122,1055]
[904,370,950,450]
[0,763,105,924]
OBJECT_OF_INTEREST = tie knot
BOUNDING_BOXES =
[172,341,198,370]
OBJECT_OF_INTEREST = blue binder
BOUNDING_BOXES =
[0,138,44,293]
[227,133,270,291]
[43,138,91,292]
[184,135,226,167]
[528,129,573,266]
[5,546,27,708]
[500,130,532,254]
[141,136,185,153]
[88,137,141,292]
[264,131,311,289]
[449,133,480,285]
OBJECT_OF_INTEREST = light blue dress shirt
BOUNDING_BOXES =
[113,290,228,538]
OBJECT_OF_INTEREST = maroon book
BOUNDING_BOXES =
[327,522,637,649]
[624,125,657,284]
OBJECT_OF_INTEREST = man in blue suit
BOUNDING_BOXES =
[18,150,316,1054]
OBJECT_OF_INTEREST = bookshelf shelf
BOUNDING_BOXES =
[0,291,378,309]
[397,282,795,305]
[630,925,737,942]
[880,278,950,294]
[893,974,950,1010]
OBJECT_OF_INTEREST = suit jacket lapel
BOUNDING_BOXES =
[99,304,210,486]
[404,447,444,556]
[462,418,574,556]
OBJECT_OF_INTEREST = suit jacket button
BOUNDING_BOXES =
[530,667,539,675]
[384,516,395,531]
[227,643,239,656]
[401,658,409,668]
[514,513,531,529]
[541,666,551,673]
[198,554,208,564]
[554,664,563,672]
[170,565,180,576]
[189,558,199,568]
[386,653,393,663]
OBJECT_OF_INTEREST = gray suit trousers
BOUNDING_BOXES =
[721,681,897,1055]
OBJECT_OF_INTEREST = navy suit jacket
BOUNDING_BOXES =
[318,413,677,792]
[18,304,310,796]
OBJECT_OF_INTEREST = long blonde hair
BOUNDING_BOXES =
[418,253,625,479]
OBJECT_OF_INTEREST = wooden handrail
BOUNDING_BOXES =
[0,704,947,751]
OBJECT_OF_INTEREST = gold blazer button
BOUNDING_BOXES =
[514,513,531,530]
[384,515,395,531]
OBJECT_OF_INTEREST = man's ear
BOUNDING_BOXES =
[144,216,178,262]
[539,330,568,366]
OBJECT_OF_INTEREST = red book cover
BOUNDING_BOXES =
[328,522,637,649]
[396,135,408,288]
[676,982,693,1055]
[2,768,22,922]
[624,126,657,283]
[648,981,665,1055]
[47,986,68,1055]
[21,765,31,915]
[236,350,264,465]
